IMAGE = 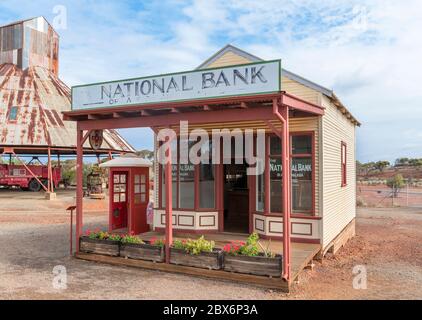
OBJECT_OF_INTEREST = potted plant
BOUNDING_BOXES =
[170,236,222,270]
[79,229,121,256]
[120,235,165,263]
[222,233,282,277]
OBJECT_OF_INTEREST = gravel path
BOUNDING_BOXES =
[0,190,421,299]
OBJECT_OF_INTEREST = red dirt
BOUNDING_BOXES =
[289,207,422,299]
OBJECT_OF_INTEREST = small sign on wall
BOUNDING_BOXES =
[89,130,104,150]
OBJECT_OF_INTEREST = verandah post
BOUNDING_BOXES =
[164,135,173,263]
[75,127,84,253]
[273,98,291,281]
[281,104,291,281]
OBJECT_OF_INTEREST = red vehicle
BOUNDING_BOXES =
[0,159,61,192]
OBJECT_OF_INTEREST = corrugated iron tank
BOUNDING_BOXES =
[0,17,135,154]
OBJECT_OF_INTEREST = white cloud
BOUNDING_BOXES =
[1,0,421,161]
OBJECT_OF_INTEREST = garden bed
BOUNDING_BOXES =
[79,236,120,257]
[170,248,222,270]
[120,242,164,263]
[223,253,282,278]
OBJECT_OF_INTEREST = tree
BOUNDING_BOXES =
[387,174,405,198]
[409,158,422,167]
[374,160,390,172]
[136,149,154,161]
[395,158,409,166]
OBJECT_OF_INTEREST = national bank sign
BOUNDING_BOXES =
[71,60,281,110]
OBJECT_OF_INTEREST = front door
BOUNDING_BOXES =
[223,163,249,233]
[111,171,128,230]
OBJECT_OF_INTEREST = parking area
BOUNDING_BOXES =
[0,189,421,299]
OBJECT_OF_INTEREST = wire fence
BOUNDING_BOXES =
[357,183,422,208]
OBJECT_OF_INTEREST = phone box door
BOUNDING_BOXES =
[130,167,149,234]
[110,171,128,230]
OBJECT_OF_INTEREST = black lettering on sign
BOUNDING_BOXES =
[202,72,215,89]
[167,77,179,92]
[251,66,267,84]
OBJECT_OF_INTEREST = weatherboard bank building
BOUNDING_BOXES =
[65,45,360,285]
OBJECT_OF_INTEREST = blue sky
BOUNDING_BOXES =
[1,0,421,163]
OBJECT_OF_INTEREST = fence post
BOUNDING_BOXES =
[67,205,76,256]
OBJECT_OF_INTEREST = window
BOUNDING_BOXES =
[199,164,215,208]
[134,174,147,204]
[256,159,264,212]
[265,133,314,214]
[160,138,216,210]
[179,139,195,209]
[161,164,177,208]
[291,157,312,213]
[179,163,195,209]
[9,106,18,121]
[269,136,282,213]
[341,142,347,187]
[199,141,215,209]
[291,134,313,214]
[113,174,127,203]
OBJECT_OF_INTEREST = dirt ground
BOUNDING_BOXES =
[0,189,421,300]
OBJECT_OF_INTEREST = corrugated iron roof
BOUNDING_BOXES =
[0,17,135,154]
[0,63,135,153]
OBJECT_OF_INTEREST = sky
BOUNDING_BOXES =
[1,0,421,163]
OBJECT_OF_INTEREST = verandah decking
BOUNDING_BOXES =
[76,231,321,291]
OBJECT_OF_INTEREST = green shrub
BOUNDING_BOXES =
[121,235,144,244]
[173,236,215,255]
[108,234,122,241]
[150,237,165,247]
[223,232,276,258]
[85,229,109,240]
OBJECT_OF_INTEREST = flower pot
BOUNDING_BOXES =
[170,248,222,270]
[120,243,164,263]
[223,253,282,277]
[79,236,120,256]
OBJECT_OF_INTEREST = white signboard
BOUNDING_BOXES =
[71,60,281,110]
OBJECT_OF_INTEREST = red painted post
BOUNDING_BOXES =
[76,128,84,253]
[164,136,173,263]
[67,205,76,255]
[281,104,291,281]
[264,135,270,215]
[273,98,291,281]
